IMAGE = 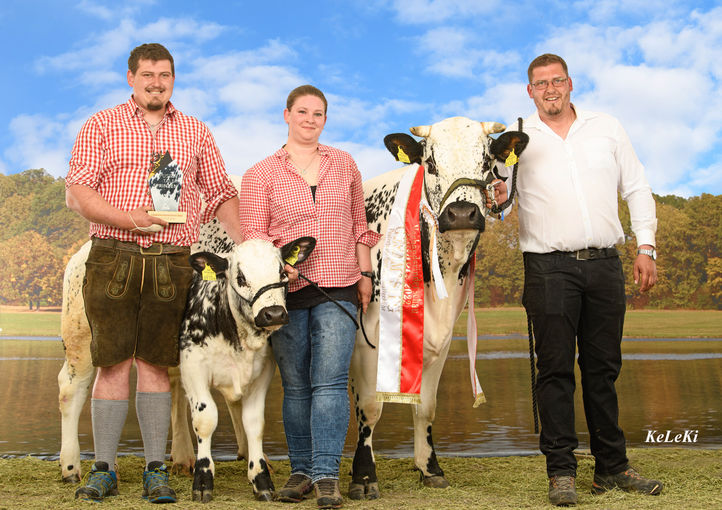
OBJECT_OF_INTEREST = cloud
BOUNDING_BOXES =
[386,0,499,24]
[35,17,227,80]
[414,26,521,80]
[3,114,78,177]
[76,0,156,20]
[530,9,722,196]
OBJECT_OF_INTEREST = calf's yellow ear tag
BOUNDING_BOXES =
[285,245,300,266]
[505,148,518,167]
[202,263,217,281]
[397,146,411,164]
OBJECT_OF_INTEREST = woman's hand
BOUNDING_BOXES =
[284,264,299,283]
[357,275,372,313]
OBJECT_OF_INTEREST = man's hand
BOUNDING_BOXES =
[485,179,508,210]
[634,244,657,292]
[128,206,167,234]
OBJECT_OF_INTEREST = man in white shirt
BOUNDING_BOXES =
[494,54,662,506]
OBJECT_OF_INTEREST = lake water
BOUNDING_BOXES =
[1,336,720,460]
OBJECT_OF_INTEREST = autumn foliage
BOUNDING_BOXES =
[1,169,720,309]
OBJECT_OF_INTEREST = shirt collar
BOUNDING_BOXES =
[525,104,598,131]
[126,96,177,120]
[275,143,332,160]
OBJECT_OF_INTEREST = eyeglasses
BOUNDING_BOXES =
[530,77,568,90]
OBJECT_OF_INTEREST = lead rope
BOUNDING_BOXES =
[527,313,539,434]
[296,272,375,349]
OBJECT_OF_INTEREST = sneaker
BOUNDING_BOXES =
[142,461,177,504]
[591,466,663,495]
[548,475,577,506]
[276,473,313,502]
[314,478,342,509]
[75,461,119,501]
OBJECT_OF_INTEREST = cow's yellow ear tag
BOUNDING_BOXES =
[284,245,300,266]
[505,148,518,167]
[202,264,217,281]
[397,146,411,164]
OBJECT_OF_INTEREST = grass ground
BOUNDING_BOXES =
[0,448,719,509]
[2,306,721,339]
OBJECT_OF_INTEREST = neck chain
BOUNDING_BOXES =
[288,148,318,175]
[145,118,162,129]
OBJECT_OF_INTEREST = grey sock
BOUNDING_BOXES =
[136,391,171,467]
[91,398,129,470]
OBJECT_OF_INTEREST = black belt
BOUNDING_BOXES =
[551,247,618,260]
[91,237,189,255]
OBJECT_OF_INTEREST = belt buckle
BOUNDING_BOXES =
[140,244,163,255]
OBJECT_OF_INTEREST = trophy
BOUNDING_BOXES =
[148,151,187,223]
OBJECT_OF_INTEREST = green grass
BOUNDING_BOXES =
[455,308,722,338]
[1,308,721,339]
[0,449,720,509]
[0,310,62,336]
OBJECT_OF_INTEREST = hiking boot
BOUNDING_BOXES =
[548,475,577,506]
[591,466,663,495]
[75,461,119,501]
[276,473,313,502]
[142,461,177,504]
[314,478,343,509]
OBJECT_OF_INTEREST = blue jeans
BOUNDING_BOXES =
[271,300,356,482]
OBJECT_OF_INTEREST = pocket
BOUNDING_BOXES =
[154,255,177,301]
[106,253,134,298]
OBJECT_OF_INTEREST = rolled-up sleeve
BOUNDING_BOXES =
[196,128,238,224]
[66,117,104,189]
[350,163,381,247]
[239,165,274,243]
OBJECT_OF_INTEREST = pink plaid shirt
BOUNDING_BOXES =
[66,97,238,247]
[240,145,381,292]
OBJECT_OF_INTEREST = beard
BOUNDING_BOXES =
[145,101,164,111]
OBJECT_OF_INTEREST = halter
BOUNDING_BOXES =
[240,280,289,308]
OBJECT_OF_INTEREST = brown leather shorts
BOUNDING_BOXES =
[82,238,193,367]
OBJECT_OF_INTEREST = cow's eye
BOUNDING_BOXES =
[425,155,438,175]
[236,272,247,287]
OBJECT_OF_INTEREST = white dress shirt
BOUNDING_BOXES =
[500,107,657,253]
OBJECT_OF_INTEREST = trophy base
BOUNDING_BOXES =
[148,211,187,223]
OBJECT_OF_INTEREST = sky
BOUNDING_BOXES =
[2,0,721,197]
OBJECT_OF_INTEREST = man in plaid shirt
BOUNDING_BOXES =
[65,43,241,503]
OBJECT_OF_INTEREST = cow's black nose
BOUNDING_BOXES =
[438,201,484,233]
[255,305,289,327]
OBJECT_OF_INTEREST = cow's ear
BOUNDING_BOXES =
[189,252,229,278]
[281,237,317,267]
[384,133,423,164]
[490,131,529,161]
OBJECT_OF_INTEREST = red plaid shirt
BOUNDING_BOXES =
[66,97,238,247]
[240,145,381,292]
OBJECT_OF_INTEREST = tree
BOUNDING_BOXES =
[707,257,722,308]
[474,209,524,306]
[0,231,64,307]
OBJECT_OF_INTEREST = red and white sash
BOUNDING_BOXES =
[376,165,485,406]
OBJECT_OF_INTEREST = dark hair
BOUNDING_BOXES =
[286,85,328,114]
[527,53,568,82]
[128,43,175,76]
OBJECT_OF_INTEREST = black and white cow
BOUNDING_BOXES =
[180,237,314,502]
[348,116,528,499]
[58,192,241,486]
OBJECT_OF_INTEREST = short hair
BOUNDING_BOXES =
[527,53,568,83]
[128,43,175,76]
[286,85,328,115]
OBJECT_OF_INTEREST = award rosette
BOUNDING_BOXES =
[148,151,186,223]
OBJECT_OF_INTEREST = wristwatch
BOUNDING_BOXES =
[637,247,657,260]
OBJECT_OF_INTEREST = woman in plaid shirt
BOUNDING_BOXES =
[240,85,380,509]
